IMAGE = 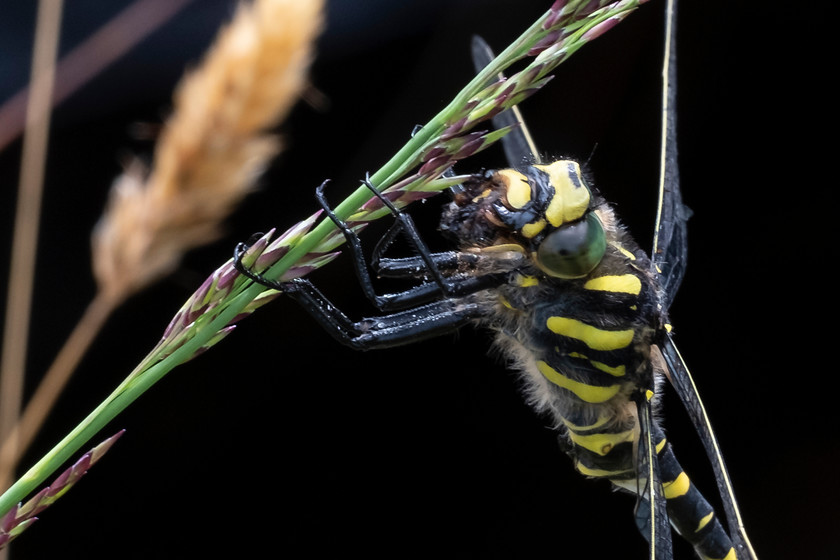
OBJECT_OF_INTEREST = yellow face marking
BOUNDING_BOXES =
[662,471,690,499]
[537,361,621,403]
[520,218,546,238]
[696,511,715,532]
[645,389,655,402]
[584,274,642,295]
[498,169,531,209]
[546,316,635,351]
[471,188,493,203]
[535,160,590,227]
[568,428,635,456]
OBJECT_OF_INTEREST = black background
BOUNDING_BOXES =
[0,1,830,558]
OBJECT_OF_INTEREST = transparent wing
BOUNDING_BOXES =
[470,35,541,166]
[655,4,756,558]
[651,0,690,312]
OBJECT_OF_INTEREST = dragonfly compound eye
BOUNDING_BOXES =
[535,213,606,279]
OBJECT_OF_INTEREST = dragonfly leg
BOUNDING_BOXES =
[281,278,482,350]
[318,174,496,311]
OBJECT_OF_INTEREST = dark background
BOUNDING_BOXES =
[0,1,829,558]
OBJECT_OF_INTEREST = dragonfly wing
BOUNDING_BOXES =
[651,0,690,312]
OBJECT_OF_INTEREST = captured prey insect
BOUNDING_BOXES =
[234,2,756,558]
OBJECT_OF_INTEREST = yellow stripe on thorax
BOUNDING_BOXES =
[536,361,621,403]
[584,274,642,295]
[568,352,626,377]
[612,243,637,260]
[591,360,626,377]
[546,316,634,351]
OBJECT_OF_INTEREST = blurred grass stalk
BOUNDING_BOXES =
[0,0,65,500]
[1,1,202,498]
[0,0,197,154]
[0,0,649,539]
[0,0,324,531]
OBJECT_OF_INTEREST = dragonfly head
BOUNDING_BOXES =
[441,159,606,279]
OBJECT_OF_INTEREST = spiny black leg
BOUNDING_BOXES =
[315,175,465,312]
[377,252,468,279]
[230,180,428,299]
[358,173,455,295]
[232,205,509,314]
[366,166,460,272]
[282,277,482,350]
[233,233,286,290]
[313,179,391,310]
[370,219,407,273]
[232,230,486,348]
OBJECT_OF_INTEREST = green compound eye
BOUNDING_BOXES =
[536,213,606,279]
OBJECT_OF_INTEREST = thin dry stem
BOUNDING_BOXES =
[0,293,117,488]
[0,0,64,500]
[0,0,196,154]
[0,0,323,488]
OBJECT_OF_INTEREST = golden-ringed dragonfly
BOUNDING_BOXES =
[235,1,756,558]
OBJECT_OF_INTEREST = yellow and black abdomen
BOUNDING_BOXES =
[439,157,743,558]
[654,432,738,560]
[485,246,737,560]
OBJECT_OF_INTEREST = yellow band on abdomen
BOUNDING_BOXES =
[662,471,690,499]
